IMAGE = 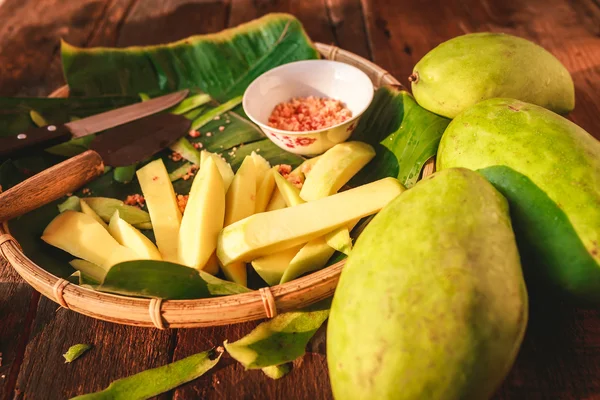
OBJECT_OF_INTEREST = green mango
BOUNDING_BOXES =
[438,98,600,303]
[411,33,574,118]
[327,168,527,400]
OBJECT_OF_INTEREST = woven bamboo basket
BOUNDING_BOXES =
[0,42,435,329]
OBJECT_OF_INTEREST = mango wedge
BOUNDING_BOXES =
[108,211,162,260]
[221,261,247,286]
[137,159,182,262]
[273,171,304,207]
[251,151,271,187]
[80,199,108,229]
[70,259,107,283]
[178,157,225,269]
[280,237,335,284]
[217,178,405,265]
[300,142,375,201]
[42,211,137,269]
[225,156,257,227]
[201,150,234,192]
[255,168,276,213]
[203,252,221,275]
[265,189,287,211]
[252,245,304,286]
[325,226,354,255]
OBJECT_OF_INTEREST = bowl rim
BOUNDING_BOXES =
[242,59,375,136]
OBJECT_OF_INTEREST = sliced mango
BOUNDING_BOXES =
[280,237,336,284]
[178,157,225,269]
[69,259,107,283]
[201,150,234,192]
[251,151,271,188]
[80,199,108,229]
[108,210,162,260]
[137,159,182,262]
[203,252,221,275]
[325,226,353,255]
[225,156,257,227]
[265,189,287,211]
[221,261,247,286]
[42,211,137,269]
[251,245,304,286]
[300,142,375,201]
[217,177,405,265]
[273,171,304,207]
[255,168,276,213]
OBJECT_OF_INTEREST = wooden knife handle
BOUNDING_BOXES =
[0,150,105,222]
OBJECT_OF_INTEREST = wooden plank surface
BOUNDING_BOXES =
[0,0,599,399]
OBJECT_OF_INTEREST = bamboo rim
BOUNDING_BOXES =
[0,42,435,328]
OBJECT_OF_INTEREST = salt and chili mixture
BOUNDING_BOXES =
[268,96,352,131]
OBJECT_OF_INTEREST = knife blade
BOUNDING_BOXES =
[0,89,189,158]
[0,112,192,222]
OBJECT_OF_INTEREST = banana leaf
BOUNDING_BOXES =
[61,14,320,101]
[350,86,450,188]
[0,96,139,137]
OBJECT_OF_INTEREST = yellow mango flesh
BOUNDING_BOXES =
[325,225,354,255]
[280,237,336,284]
[252,245,304,286]
[251,151,271,186]
[137,159,182,262]
[255,168,276,213]
[300,142,376,201]
[108,211,162,260]
[273,171,304,207]
[201,150,234,192]
[69,259,107,282]
[203,252,221,275]
[221,261,247,286]
[265,189,287,211]
[80,199,108,229]
[178,157,225,269]
[224,156,257,227]
[217,177,405,265]
[42,211,137,269]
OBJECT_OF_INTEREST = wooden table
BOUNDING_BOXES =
[1,0,599,399]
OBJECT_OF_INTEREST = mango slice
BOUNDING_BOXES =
[265,189,287,211]
[251,151,271,187]
[201,150,234,192]
[273,171,304,207]
[325,226,353,255]
[255,168,276,213]
[80,199,108,229]
[280,237,335,284]
[69,259,107,283]
[217,177,405,265]
[300,142,375,201]
[203,252,221,275]
[251,245,304,286]
[42,211,137,269]
[224,156,257,227]
[108,211,162,260]
[137,159,182,262]
[178,157,225,269]
[221,261,247,286]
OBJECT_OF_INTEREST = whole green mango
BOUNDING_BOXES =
[410,33,574,118]
[438,98,600,303]
[327,168,528,400]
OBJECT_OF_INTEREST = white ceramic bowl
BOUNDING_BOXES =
[243,60,374,156]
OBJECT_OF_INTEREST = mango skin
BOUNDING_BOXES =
[327,168,527,400]
[411,33,574,118]
[437,98,600,303]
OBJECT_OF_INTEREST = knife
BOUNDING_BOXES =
[0,112,192,222]
[0,89,189,158]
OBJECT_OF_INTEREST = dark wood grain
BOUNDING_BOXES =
[0,0,599,399]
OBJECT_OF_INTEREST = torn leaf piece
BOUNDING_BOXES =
[224,299,330,369]
[63,344,92,363]
[70,348,223,400]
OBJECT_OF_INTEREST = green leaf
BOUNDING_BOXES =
[45,136,96,157]
[61,14,320,101]
[350,86,450,188]
[224,298,330,369]
[63,344,92,363]
[262,363,292,379]
[0,96,138,137]
[170,93,211,115]
[70,348,223,400]
[0,159,24,190]
[170,137,201,165]
[98,260,252,300]
[190,96,242,131]
[113,165,138,183]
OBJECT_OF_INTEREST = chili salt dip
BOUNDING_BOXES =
[268,96,352,132]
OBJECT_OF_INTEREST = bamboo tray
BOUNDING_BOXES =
[0,43,435,329]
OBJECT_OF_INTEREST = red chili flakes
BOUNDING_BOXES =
[152,176,159,181]
[177,194,189,214]
[170,152,183,162]
[125,194,145,208]
[193,142,203,149]
[65,192,73,197]
[188,129,200,138]
[206,132,213,137]
[82,188,91,196]
[277,164,292,177]
[287,175,304,189]
[268,96,352,132]
[182,164,199,181]
[218,126,225,132]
